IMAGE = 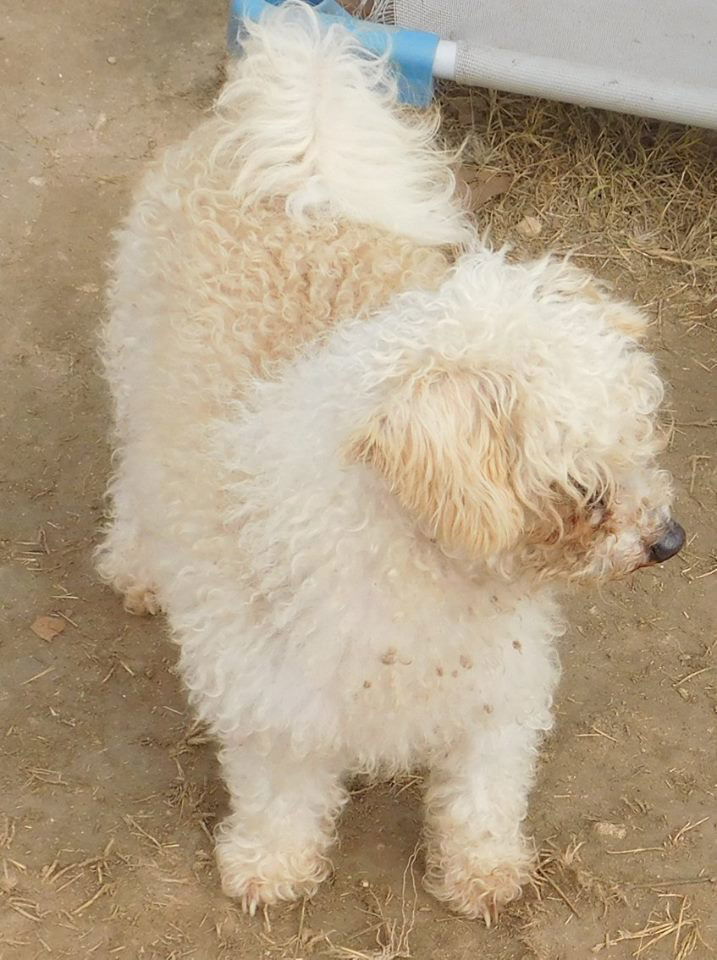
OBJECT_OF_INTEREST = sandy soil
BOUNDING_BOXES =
[1,2,715,958]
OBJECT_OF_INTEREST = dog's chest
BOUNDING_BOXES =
[312,586,561,761]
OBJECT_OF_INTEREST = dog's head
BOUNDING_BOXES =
[347,252,683,582]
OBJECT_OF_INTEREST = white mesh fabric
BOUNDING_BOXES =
[389,0,717,127]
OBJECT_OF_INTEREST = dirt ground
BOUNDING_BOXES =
[1,2,716,958]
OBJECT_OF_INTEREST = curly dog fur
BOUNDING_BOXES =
[96,2,682,923]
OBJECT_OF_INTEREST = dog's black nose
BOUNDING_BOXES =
[648,520,686,564]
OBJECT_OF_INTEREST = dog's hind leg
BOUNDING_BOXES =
[215,734,347,913]
[422,722,540,924]
[95,444,161,616]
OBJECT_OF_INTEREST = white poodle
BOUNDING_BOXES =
[96,2,685,923]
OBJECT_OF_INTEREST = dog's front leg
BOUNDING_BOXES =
[215,734,347,914]
[423,721,540,924]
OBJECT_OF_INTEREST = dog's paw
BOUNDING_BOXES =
[122,585,161,616]
[216,830,331,914]
[423,844,533,925]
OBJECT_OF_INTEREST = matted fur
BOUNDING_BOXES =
[96,1,678,922]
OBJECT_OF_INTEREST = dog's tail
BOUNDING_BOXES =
[212,0,470,246]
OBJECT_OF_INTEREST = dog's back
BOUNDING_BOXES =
[96,2,464,610]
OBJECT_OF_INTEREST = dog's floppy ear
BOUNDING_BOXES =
[347,366,524,556]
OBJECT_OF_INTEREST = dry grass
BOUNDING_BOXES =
[593,895,709,959]
[525,835,713,960]
[525,823,716,960]
[531,837,627,921]
[327,846,420,960]
[438,87,717,337]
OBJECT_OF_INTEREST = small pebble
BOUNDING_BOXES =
[107,56,117,65]
[593,821,627,841]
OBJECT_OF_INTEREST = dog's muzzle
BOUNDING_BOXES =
[648,519,686,564]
